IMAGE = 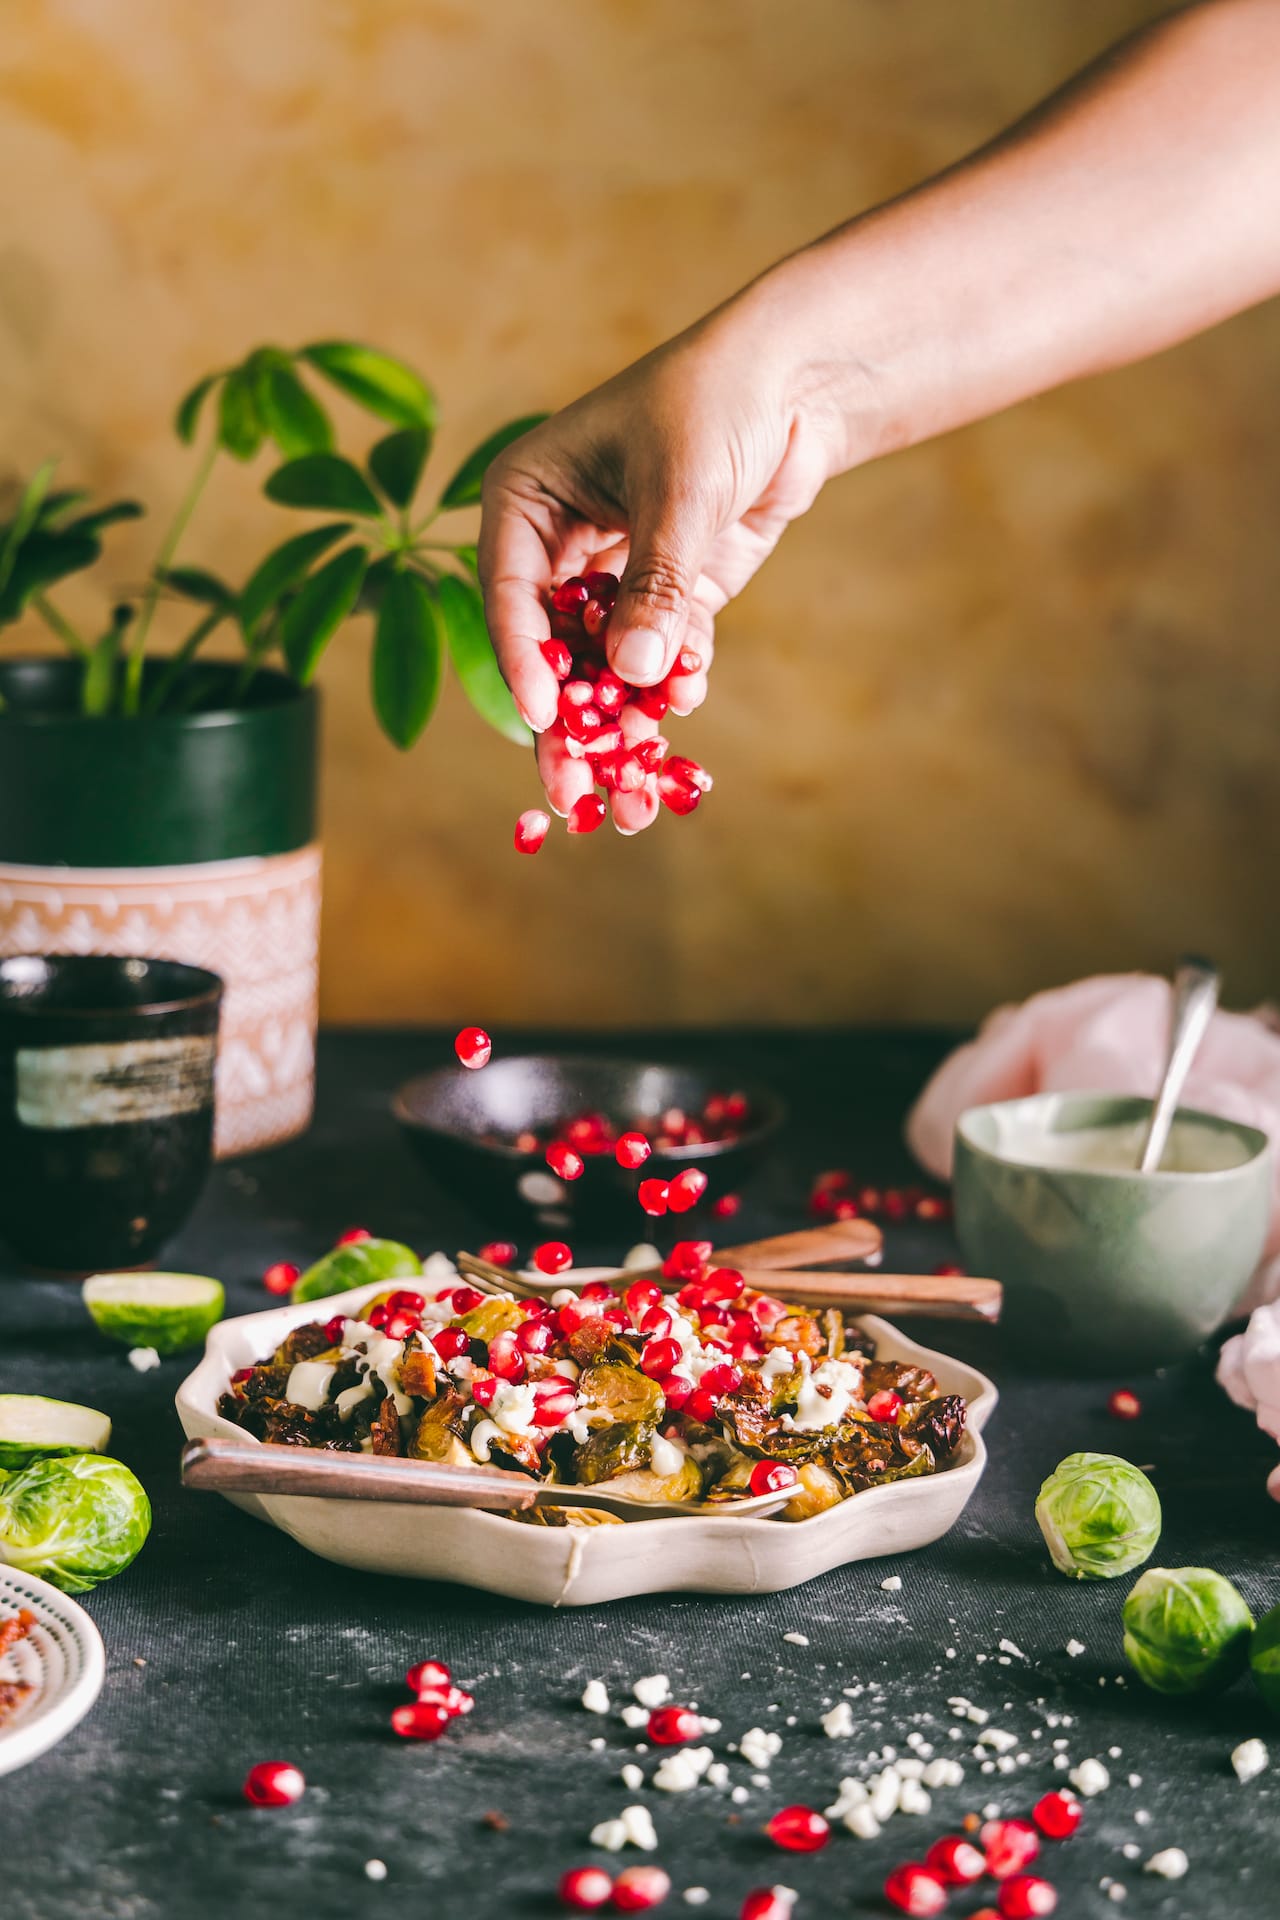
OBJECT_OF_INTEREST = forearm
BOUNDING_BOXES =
[731,0,1280,472]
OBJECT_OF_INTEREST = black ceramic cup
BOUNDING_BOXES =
[0,955,222,1272]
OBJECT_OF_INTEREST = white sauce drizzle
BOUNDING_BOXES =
[284,1360,336,1410]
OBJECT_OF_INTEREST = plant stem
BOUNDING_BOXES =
[121,436,219,716]
[32,592,90,657]
[142,607,228,715]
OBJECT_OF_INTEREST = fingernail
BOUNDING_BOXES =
[610,627,666,684]
[518,701,554,733]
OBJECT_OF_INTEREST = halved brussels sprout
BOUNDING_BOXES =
[518,1504,623,1528]
[1250,1600,1280,1717]
[573,1418,657,1486]
[1123,1566,1254,1695]
[578,1364,664,1426]
[598,1454,704,1506]
[1035,1452,1161,1581]
[409,1389,471,1464]
[0,1453,151,1593]
[782,1461,844,1520]
[458,1299,526,1344]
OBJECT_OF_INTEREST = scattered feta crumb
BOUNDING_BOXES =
[896,1758,925,1781]
[632,1674,670,1709]
[1108,1746,1122,1759]
[824,1778,868,1821]
[1052,1755,1069,1770]
[880,1575,902,1592]
[589,1737,606,1752]
[364,1860,387,1882]
[1134,1810,1151,1827]
[700,1718,722,1735]
[898,1778,932,1815]
[822,1702,854,1739]
[589,1806,658,1852]
[621,1704,650,1729]
[683,1892,710,1908]
[582,1679,610,1714]
[782,1631,809,1646]
[707,1762,728,1788]
[1065,1639,1086,1658]
[978,1729,1018,1755]
[945,1648,956,1659]
[1232,1738,1269,1784]
[998,1638,1026,1660]
[128,1346,161,1372]
[1069,1758,1110,1798]
[1122,1844,1141,1861]
[1107,1885,1127,1903]
[653,1748,714,1793]
[1144,1849,1189,1881]
[1127,1773,1141,1789]
[922,1757,964,1789]
[621,1764,643,1791]
[739,1727,782,1771]
[845,1803,882,1839]
[731,1786,750,1805]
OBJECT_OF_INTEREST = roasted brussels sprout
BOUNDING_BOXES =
[1123,1566,1254,1695]
[578,1364,664,1426]
[1035,1452,1161,1580]
[573,1418,656,1485]
[458,1299,526,1344]
[409,1388,471,1465]
[782,1461,844,1520]
[905,1394,966,1462]
[1251,1600,1280,1718]
[597,1455,703,1506]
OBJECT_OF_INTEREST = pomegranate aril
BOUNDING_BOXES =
[515,808,551,855]
[1032,1791,1082,1840]
[750,1459,798,1497]
[764,1805,829,1853]
[516,1318,555,1356]
[562,702,603,743]
[263,1261,300,1296]
[613,750,647,792]
[559,1864,614,1910]
[541,637,576,679]
[925,1835,987,1884]
[637,1178,670,1216]
[616,1131,652,1169]
[551,578,590,615]
[639,1306,673,1340]
[981,1820,1041,1880]
[631,684,669,720]
[915,1194,951,1221]
[625,1279,664,1321]
[647,1705,702,1746]
[533,1241,573,1275]
[633,736,667,774]
[657,1370,693,1409]
[582,598,611,639]
[883,1864,948,1916]
[641,1337,683,1378]
[740,1893,795,1920]
[242,1760,305,1807]
[667,1167,708,1213]
[449,1285,485,1314]
[882,1189,909,1220]
[663,754,712,793]
[610,1865,671,1912]
[406,1658,450,1692]
[711,1192,742,1219]
[657,765,700,815]
[384,1309,422,1340]
[390,1701,450,1740]
[430,1327,469,1361]
[487,1331,526,1381]
[567,794,607,835]
[583,570,618,597]
[470,1374,500,1408]
[701,1267,743,1303]
[699,1361,743,1396]
[593,670,627,715]
[663,1240,712,1281]
[832,1197,861,1221]
[867,1389,904,1424]
[687,1386,722,1424]
[1108,1388,1141,1419]
[676,646,702,674]
[546,1141,586,1182]
[455,1026,492,1070]
[533,1389,578,1427]
[998,1877,1057,1918]
[478,1241,517,1268]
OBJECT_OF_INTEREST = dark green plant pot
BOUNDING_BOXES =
[0,659,321,1160]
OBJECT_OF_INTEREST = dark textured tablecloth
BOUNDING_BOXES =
[2,1029,1276,1920]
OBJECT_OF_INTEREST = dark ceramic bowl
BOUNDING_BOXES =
[393,1054,786,1233]
[0,954,222,1272]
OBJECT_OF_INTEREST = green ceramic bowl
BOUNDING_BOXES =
[953,1091,1271,1372]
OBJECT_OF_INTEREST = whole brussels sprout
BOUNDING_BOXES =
[0,1453,151,1593]
[1248,1600,1280,1717]
[1035,1452,1161,1580]
[1123,1566,1254,1695]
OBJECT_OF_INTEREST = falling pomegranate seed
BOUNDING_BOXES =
[616,1131,652,1169]
[610,1866,672,1912]
[663,1241,712,1281]
[532,1241,573,1275]
[337,1226,372,1246]
[242,1761,305,1807]
[515,809,552,855]
[832,1198,862,1221]
[262,1261,300,1296]
[637,1178,670,1216]
[1107,1388,1141,1419]
[1031,1792,1082,1840]
[915,1194,952,1221]
[997,1877,1057,1918]
[925,1834,987,1883]
[866,1389,904,1424]
[739,1893,795,1920]
[858,1187,883,1214]
[551,580,590,615]
[390,1701,450,1740]
[667,1168,708,1214]
[454,1027,492,1070]
[981,1819,1040,1880]
[406,1658,450,1693]
[749,1459,798,1497]
[559,1865,614,1910]
[478,1241,517,1268]
[765,1805,829,1853]
[711,1192,741,1219]
[647,1705,702,1746]
[567,794,607,835]
[883,1864,948,1916]
[546,1141,586,1182]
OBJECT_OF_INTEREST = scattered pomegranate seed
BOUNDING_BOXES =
[242,1761,305,1807]
[610,1867,671,1912]
[625,1279,665,1322]
[390,1701,450,1740]
[406,1659,450,1692]
[882,1189,909,1221]
[616,1131,652,1169]
[515,809,552,855]
[532,1241,573,1275]
[454,1027,492,1069]
[711,1192,741,1218]
[416,1682,474,1718]
[262,1261,300,1296]
[542,634,575,673]
[486,1330,526,1381]
[915,1194,952,1221]
[1108,1388,1141,1419]
[832,1197,861,1221]
[883,1864,948,1916]
[699,1361,743,1397]
[1031,1792,1082,1840]
[432,1326,470,1360]
[567,794,607,835]
[516,1318,555,1356]
[667,1168,708,1213]
[559,1865,614,1910]
[648,1705,702,1746]
[470,1375,500,1408]
[637,1178,670,1216]
[639,1306,673,1339]
[230,1366,253,1386]
[764,1805,829,1853]
[448,1285,485,1314]
[980,1820,1040,1880]
[867,1389,904,1424]
[384,1308,422,1340]
[749,1459,799,1497]
[740,1893,795,1920]
[478,1241,517,1267]
[858,1187,883,1214]
[551,580,590,616]
[998,1877,1057,1918]
[580,1280,615,1301]
[657,1372,693,1409]
[701,1267,744,1303]
[546,1141,586,1181]
[925,1835,987,1883]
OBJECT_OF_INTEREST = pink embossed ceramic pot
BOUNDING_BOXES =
[0,660,320,1157]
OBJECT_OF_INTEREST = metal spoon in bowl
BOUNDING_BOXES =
[1138,955,1220,1172]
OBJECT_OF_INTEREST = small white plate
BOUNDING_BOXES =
[0,1567,106,1777]
[177,1272,997,1606]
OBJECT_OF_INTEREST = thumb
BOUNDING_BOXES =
[606,499,707,686]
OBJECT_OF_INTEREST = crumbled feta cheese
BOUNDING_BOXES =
[1069,1758,1110,1797]
[731,1786,750,1805]
[621,1764,644,1790]
[868,1768,902,1823]
[822,1702,854,1739]
[922,1757,964,1789]
[782,1631,809,1646]
[621,1704,650,1729]
[880,1575,902,1592]
[981,1803,1000,1820]
[1065,1639,1086,1658]
[1144,1849,1188,1881]
[632,1674,670,1709]
[589,1737,605,1751]
[364,1860,387,1882]
[995,1756,1017,1776]
[582,1679,610,1714]
[700,1718,722,1735]
[618,1806,658,1850]
[898,1778,932,1815]
[1052,1754,1068,1770]
[998,1638,1026,1660]
[683,1892,711,1907]
[1122,1844,1141,1861]
[653,1747,714,1793]
[707,1762,728,1788]
[1133,1809,1151,1827]
[896,1757,925,1781]
[128,1346,161,1373]
[739,1727,782,1771]
[977,1729,1018,1754]
[590,1818,627,1852]
[844,1803,882,1840]
[824,1778,868,1821]
[1107,1885,1127,1903]
[1127,1773,1141,1788]
[1232,1738,1269,1784]
[947,1697,989,1725]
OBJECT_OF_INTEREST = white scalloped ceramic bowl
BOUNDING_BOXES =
[0,1567,106,1776]
[176,1274,997,1606]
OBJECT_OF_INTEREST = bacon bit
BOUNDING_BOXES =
[0,1609,37,1661]
[399,1349,438,1398]
[370,1394,403,1456]
[481,1809,510,1831]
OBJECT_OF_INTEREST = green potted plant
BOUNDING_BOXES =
[0,341,540,1154]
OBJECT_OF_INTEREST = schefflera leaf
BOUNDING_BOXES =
[439,413,547,509]
[265,453,383,518]
[437,572,530,746]
[279,544,368,683]
[300,341,436,431]
[371,568,444,749]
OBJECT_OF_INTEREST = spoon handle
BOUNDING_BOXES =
[1138,955,1220,1172]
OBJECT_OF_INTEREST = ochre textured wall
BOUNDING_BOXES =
[3,0,1279,1026]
